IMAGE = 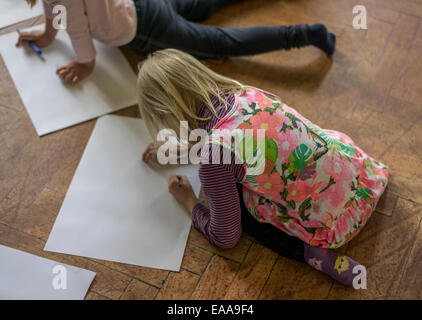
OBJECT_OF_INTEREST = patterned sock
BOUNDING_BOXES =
[303,243,362,286]
[307,23,336,56]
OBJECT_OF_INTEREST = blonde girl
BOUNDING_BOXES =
[139,49,389,286]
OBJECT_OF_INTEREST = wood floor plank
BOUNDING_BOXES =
[92,260,169,289]
[390,216,422,299]
[0,122,94,226]
[181,242,214,275]
[351,96,422,159]
[120,279,159,300]
[188,227,252,264]
[367,14,420,107]
[390,21,422,107]
[371,0,422,18]
[0,56,25,112]
[375,187,399,217]
[85,291,110,300]
[0,110,37,160]
[328,198,422,299]
[156,270,200,300]
[259,256,333,300]
[380,119,422,203]
[224,243,278,300]
[3,187,62,240]
[190,256,240,300]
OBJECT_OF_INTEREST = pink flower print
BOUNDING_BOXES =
[308,257,323,271]
[302,218,323,229]
[296,163,317,181]
[286,181,323,203]
[263,158,275,175]
[249,111,282,140]
[242,88,256,105]
[312,227,328,241]
[311,202,321,215]
[286,182,308,203]
[254,92,273,110]
[335,214,350,237]
[255,205,273,221]
[286,219,313,243]
[326,229,335,243]
[238,122,252,131]
[319,181,346,211]
[245,96,256,106]
[255,172,284,201]
[277,129,298,162]
[237,122,257,141]
[237,121,266,143]
[322,153,353,183]
[321,213,335,228]
[274,109,289,129]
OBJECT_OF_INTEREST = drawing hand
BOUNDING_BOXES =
[168,174,198,213]
[16,30,54,48]
[56,60,95,85]
[142,143,158,164]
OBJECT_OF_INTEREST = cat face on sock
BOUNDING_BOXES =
[334,256,350,274]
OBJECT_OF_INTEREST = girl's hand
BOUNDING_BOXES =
[168,174,198,213]
[16,29,55,48]
[142,143,158,164]
[56,60,95,85]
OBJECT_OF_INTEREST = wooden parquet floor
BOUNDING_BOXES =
[0,0,421,299]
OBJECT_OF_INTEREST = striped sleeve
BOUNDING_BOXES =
[191,144,246,248]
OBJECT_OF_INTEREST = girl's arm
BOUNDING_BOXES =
[46,0,96,84]
[191,145,246,248]
[44,14,58,42]
[43,0,96,63]
[16,13,57,48]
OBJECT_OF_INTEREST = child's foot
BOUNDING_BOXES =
[304,243,362,286]
[307,24,336,56]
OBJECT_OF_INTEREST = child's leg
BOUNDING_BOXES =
[168,0,237,22]
[129,0,335,58]
[238,185,363,286]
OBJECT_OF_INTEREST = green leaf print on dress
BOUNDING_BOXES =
[288,144,313,173]
[307,123,356,161]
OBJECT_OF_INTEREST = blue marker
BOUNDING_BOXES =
[16,29,45,61]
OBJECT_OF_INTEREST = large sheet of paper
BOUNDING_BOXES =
[0,244,95,300]
[0,27,138,136]
[45,115,199,271]
[0,1,43,29]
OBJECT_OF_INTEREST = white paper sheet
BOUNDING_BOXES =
[0,27,138,136]
[0,244,95,300]
[45,115,200,271]
[0,1,43,29]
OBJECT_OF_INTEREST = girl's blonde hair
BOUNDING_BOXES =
[137,49,243,141]
[26,0,37,7]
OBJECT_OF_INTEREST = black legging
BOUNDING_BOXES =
[237,183,305,262]
[128,0,310,59]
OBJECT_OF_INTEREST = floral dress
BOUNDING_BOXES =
[208,86,389,249]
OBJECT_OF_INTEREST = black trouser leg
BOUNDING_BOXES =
[129,0,310,59]
[168,0,237,22]
[237,184,305,262]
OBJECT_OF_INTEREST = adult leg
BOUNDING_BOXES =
[168,0,237,22]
